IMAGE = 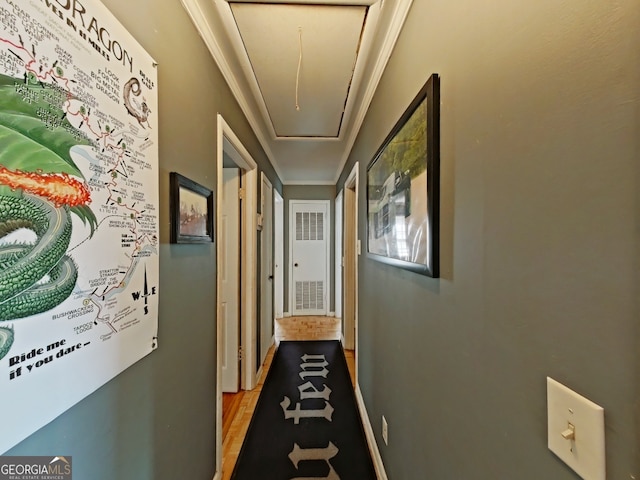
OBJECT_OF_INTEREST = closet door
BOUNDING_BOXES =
[289,201,330,316]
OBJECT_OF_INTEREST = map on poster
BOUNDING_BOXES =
[0,0,159,453]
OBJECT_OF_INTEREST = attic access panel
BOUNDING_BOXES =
[230,2,367,138]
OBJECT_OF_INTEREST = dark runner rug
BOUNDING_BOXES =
[231,340,377,479]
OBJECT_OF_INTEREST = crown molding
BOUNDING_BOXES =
[182,0,412,185]
[333,0,414,184]
[282,180,336,186]
[180,0,285,183]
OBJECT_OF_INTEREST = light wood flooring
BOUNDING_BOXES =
[221,316,354,480]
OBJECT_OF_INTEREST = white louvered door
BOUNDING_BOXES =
[290,201,329,316]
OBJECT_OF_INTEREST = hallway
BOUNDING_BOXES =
[222,316,355,479]
[3,1,636,478]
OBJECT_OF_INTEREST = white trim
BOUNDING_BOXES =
[180,0,284,182]
[274,190,285,319]
[287,201,293,316]
[333,0,414,183]
[283,311,291,317]
[212,472,221,480]
[282,180,336,186]
[215,114,259,478]
[215,2,279,141]
[227,0,377,5]
[344,163,359,352]
[288,199,331,316]
[334,188,344,320]
[181,0,413,185]
[275,136,342,142]
[260,172,273,211]
[328,311,335,317]
[219,116,259,392]
[260,172,274,366]
[356,385,388,480]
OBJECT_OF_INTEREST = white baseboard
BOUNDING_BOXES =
[355,384,388,480]
[283,311,291,317]
[328,311,335,317]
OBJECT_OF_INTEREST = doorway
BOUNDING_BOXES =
[215,114,258,478]
[221,167,241,393]
[274,191,284,319]
[259,173,274,367]
[334,189,343,322]
[343,163,358,354]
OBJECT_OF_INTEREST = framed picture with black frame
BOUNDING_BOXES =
[169,172,214,244]
[366,73,440,277]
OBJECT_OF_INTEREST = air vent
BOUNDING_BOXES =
[296,212,324,241]
[295,281,324,311]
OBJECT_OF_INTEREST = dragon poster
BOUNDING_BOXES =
[0,0,159,452]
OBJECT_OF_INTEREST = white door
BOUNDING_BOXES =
[334,190,343,320]
[289,200,330,316]
[222,168,240,392]
[259,174,273,365]
[274,191,284,319]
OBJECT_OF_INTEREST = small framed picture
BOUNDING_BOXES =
[169,172,214,244]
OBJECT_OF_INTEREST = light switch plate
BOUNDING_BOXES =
[547,377,606,480]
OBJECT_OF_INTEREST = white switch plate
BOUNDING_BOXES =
[547,377,606,480]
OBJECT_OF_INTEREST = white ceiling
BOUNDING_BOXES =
[181,0,413,184]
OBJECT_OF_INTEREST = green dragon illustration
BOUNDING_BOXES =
[0,73,97,360]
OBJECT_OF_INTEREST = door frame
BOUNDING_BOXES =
[334,189,343,322]
[288,199,331,316]
[274,190,284,319]
[259,172,274,367]
[221,167,241,393]
[215,114,258,477]
[343,163,358,353]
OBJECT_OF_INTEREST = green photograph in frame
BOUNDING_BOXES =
[366,73,440,277]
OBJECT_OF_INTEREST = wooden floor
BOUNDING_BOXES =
[221,315,354,480]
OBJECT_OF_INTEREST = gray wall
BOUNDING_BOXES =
[283,185,336,314]
[338,0,640,478]
[5,1,279,478]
